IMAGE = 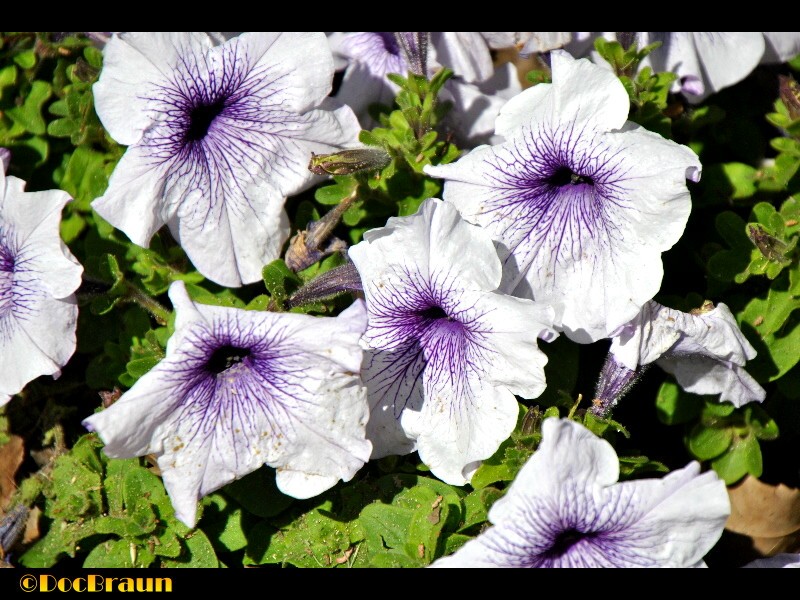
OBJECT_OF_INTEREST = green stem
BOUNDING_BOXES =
[124,282,170,325]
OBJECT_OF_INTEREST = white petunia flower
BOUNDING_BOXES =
[0,173,82,405]
[83,281,371,527]
[0,149,9,173]
[431,418,730,568]
[603,300,765,410]
[348,198,554,485]
[426,51,701,343]
[92,32,361,287]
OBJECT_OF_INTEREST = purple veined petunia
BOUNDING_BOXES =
[594,300,765,414]
[0,172,83,405]
[92,32,361,288]
[426,50,701,343]
[431,418,730,568]
[82,281,371,527]
[348,198,555,486]
[330,32,521,146]
[0,148,9,173]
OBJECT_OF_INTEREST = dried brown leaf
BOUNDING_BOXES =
[726,476,800,538]
[0,436,24,509]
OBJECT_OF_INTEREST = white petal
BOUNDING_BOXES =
[1,178,81,298]
[689,33,765,98]
[443,62,522,146]
[520,32,572,55]
[236,32,336,113]
[617,462,730,566]
[496,51,629,136]
[168,181,289,287]
[94,32,214,145]
[91,145,171,247]
[762,32,800,63]
[432,32,494,83]
[407,378,519,485]
[0,297,77,403]
[350,198,501,297]
[362,345,424,459]
[658,356,766,407]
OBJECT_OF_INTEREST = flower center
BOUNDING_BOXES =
[418,305,451,321]
[186,98,226,143]
[547,166,594,187]
[205,345,251,374]
[544,528,594,559]
[377,32,400,56]
[0,232,16,315]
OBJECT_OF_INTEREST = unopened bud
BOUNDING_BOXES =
[779,75,800,121]
[396,32,429,77]
[309,148,391,176]
[287,262,363,308]
[591,354,647,418]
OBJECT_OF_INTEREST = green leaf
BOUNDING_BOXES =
[711,434,763,484]
[13,49,36,69]
[655,381,703,425]
[747,405,780,440]
[201,493,248,553]
[314,178,358,205]
[125,356,160,381]
[248,499,354,568]
[261,259,301,309]
[83,538,155,568]
[6,80,52,135]
[459,487,502,533]
[58,146,112,210]
[19,521,96,567]
[687,423,733,460]
[469,437,516,489]
[722,162,759,199]
[162,531,219,568]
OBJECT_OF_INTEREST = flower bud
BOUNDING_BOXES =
[309,147,390,176]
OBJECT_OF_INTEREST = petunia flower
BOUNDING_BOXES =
[426,51,701,343]
[348,198,554,485]
[0,173,82,405]
[331,32,521,146]
[0,148,9,173]
[593,300,766,415]
[431,418,730,568]
[92,32,360,287]
[82,281,371,527]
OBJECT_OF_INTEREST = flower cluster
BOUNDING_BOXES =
[2,31,793,569]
